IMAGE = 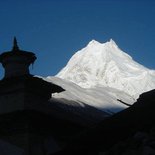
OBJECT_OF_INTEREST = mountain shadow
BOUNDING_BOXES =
[53,89,155,155]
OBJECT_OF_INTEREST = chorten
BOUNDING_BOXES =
[0,37,36,78]
[0,38,64,154]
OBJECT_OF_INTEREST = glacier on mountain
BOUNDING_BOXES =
[56,39,155,99]
[46,39,155,114]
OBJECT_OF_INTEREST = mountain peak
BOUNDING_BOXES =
[109,38,118,46]
[56,39,155,99]
[88,39,117,46]
[87,39,118,51]
[87,39,101,46]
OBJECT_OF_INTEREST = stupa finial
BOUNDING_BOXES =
[12,37,19,51]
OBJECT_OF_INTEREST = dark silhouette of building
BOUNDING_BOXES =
[0,38,108,155]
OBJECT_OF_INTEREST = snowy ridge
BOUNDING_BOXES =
[45,76,134,114]
[57,39,155,99]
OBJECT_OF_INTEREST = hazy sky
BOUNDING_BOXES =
[0,0,155,78]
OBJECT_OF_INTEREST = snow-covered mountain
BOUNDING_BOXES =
[57,39,155,99]
[46,39,155,114]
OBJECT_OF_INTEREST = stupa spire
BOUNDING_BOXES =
[12,37,19,51]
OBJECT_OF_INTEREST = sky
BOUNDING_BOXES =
[0,0,155,79]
